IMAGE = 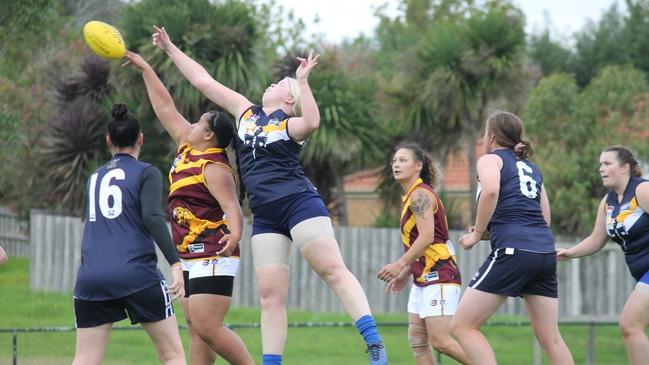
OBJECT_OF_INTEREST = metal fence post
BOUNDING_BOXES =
[12,329,17,365]
[588,322,595,365]
[533,338,541,365]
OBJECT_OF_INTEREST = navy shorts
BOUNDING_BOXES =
[74,280,173,328]
[252,189,329,238]
[640,270,649,285]
[469,248,558,298]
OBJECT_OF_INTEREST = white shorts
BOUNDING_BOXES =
[181,256,239,279]
[407,283,461,318]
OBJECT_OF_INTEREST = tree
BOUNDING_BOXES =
[524,65,649,235]
[41,55,113,214]
[0,11,99,216]
[274,49,384,225]
[572,4,630,87]
[116,0,279,180]
[379,1,526,220]
[0,0,60,75]
[528,29,573,76]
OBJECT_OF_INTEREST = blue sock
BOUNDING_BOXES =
[262,354,282,365]
[355,314,382,344]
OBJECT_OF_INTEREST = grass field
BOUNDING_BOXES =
[0,257,631,364]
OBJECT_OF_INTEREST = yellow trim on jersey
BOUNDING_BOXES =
[261,119,288,133]
[201,161,236,181]
[401,218,417,247]
[415,242,457,284]
[617,197,639,222]
[170,175,205,194]
[401,179,440,245]
[241,108,254,122]
[174,159,213,174]
[177,143,224,155]
[402,178,423,203]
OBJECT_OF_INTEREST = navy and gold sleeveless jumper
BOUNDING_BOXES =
[605,176,649,281]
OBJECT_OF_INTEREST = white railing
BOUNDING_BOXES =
[23,210,635,315]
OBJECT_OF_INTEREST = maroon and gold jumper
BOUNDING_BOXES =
[168,143,238,260]
[400,178,461,287]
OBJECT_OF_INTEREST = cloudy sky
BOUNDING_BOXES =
[278,0,621,43]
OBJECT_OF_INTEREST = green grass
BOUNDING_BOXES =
[0,257,631,364]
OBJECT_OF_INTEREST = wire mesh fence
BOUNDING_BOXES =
[0,320,623,365]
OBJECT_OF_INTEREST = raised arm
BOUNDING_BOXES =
[287,52,320,142]
[152,26,252,119]
[203,163,243,257]
[557,197,609,260]
[124,51,190,146]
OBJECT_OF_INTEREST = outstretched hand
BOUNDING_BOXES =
[152,25,173,52]
[295,51,320,81]
[121,50,150,71]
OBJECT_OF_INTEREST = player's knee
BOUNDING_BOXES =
[313,260,347,285]
[408,321,432,357]
[156,346,185,365]
[428,334,453,355]
[449,317,464,339]
[258,287,287,310]
[192,316,221,337]
[619,318,642,339]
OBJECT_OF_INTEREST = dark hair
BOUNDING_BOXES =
[207,111,235,148]
[486,111,534,159]
[603,146,643,177]
[108,103,141,148]
[206,111,243,202]
[394,141,440,188]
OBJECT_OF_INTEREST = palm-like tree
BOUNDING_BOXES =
[119,0,268,122]
[275,48,385,225]
[381,1,526,220]
[42,55,112,213]
[116,0,271,185]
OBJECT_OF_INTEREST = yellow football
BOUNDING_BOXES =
[82,21,126,59]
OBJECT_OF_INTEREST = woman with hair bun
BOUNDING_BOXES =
[379,141,470,364]
[125,51,254,365]
[558,146,649,365]
[73,103,186,365]
[450,111,574,365]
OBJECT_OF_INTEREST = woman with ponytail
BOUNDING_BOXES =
[451,111,574,365]
[124,51,254,365]
[378,141,470,364]
[558,146,649,365]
